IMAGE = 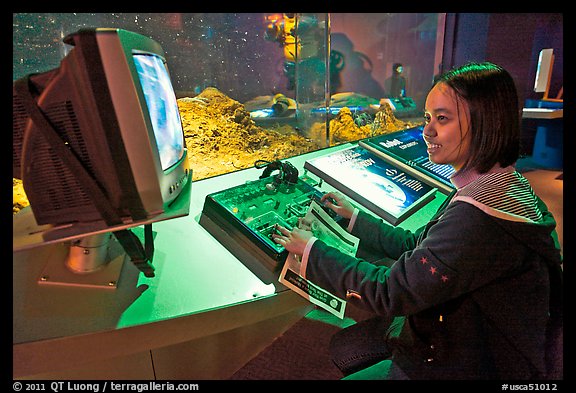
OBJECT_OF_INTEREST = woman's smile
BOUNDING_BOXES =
[424,139,442,154]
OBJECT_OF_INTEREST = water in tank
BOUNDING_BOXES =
[13,12,442,211]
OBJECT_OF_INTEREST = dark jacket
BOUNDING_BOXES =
[304,183,562,379]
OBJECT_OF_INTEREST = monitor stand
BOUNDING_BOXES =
[13,177,191,288]
[37,232,126,289]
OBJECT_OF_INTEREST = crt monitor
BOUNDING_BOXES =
[13,28,191,280]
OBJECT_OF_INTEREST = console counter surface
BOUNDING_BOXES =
[13,143,447,379]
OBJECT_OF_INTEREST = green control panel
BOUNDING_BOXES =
[200,174,335,276]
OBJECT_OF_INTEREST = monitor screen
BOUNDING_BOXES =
[373,126,455,182]
[304,145,437,225]
[133,53,184,171]
[359,125,455,194]
[534,48,553,93]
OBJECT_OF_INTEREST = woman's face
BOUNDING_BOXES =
[423,82,471,171]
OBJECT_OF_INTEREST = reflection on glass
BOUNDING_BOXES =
[13,12,439,190]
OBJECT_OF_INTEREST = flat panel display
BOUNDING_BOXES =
[305,145,437,225]
[359,126,455,194]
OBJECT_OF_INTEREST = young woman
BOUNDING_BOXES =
[272,62,563,380]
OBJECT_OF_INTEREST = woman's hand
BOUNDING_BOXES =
[321,191,355,219]
[272,224,313,256]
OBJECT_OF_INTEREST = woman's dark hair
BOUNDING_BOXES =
[436,62,520,173]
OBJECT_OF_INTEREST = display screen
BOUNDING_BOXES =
[305,146,437,225]
[377,126,454,181]
[133,53,184,171]
[361,126,455,188]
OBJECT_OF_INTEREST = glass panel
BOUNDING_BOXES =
[328,13,441,146]
[13,12,441,191]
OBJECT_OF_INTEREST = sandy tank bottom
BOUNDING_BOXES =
[13,87,420,214]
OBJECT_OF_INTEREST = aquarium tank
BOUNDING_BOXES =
[13,13,443,212]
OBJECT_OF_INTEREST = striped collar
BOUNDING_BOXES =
[449,165,543,223]
[450,164,515,190]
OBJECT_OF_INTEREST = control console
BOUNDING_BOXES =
[199,171,337,283]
